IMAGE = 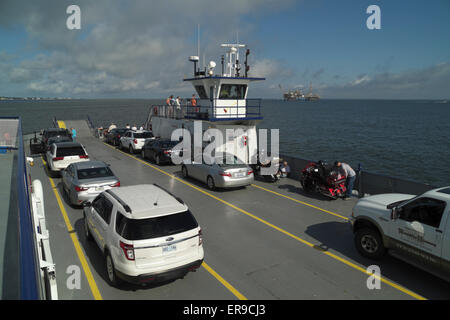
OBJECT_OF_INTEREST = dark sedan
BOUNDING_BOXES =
[105,128,128,146]
[141,139,184,165]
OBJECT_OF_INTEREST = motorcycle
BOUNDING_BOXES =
[251,157,280,183]
[300,160,347,199]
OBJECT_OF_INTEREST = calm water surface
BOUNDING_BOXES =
[1,99,449,186]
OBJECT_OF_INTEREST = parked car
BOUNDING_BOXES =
[141,139,184,165]
[40,128,73,152]
[105,128,128,146]
[181,153,254,190]
[46,135,73,151]
[349,186,450,281]
[83,184,204,286]
[119,130,154,153]
[45,142,89,174]
[61,160,120,206]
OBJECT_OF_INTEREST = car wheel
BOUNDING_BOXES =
[181,165,188,178]
[84,214,93,241]
[105,252,122,287]
[207,176,215,190]
[354,227,386,259]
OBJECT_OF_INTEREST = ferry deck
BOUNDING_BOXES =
[21,119,450,300]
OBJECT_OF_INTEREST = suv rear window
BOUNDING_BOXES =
[56,146,86,157]
[134,132,153,139]
[116,210,198,240]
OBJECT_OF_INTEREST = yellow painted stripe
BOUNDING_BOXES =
[251,183,349,221]
[102,142,427,300]
[57,120,66,129]
[42,157,103,300]
[202,262,247,300]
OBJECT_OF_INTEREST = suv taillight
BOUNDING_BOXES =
[80,155,89,159]
[198,229,203,246]
[53,157,64,161]
[133,139,137,144]
[120,241,135,261]
[111,181,120,187]
[247,170,253,175]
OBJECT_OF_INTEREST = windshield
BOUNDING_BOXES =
[56,146,86,157]
[77,166,114,180]
[116,210,198,240]
[47,130,70,138]
[134,132,153,139]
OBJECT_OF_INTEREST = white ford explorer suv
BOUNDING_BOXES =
[83,184,204,286]
[349,186,450,281]
[119,130,154,154]
[46,142,89,174]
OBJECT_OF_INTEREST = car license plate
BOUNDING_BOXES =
[234,172,245,177]
[95,186,104,192]
[162,244,177,253]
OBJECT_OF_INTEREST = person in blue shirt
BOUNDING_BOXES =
[71,127,77,142]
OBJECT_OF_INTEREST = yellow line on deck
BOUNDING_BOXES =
[42,157,103,300]
[251,184,349,221]
[102,142,426,300]
[202,262,247,300]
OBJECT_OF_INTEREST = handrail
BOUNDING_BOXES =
[149,98,262,121]
[17,119,40,299]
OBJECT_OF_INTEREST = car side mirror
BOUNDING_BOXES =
[83,201,92,207]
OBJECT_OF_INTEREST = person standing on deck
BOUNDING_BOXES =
[108,123,117,132]
[334,161,356,199]
[191,94,198,113]
[175,96,182,118]
[71,127,77,142]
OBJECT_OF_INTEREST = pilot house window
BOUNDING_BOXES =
[219,84,247,99]
[194,85,208,99]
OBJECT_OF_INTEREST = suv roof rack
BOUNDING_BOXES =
[105,189,132,213]
[153,183,185,205]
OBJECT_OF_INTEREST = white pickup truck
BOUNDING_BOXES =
[349,186,450,281]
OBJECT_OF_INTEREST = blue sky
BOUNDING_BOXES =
[0,0,449,99]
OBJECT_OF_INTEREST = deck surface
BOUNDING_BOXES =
[26,120,450,300]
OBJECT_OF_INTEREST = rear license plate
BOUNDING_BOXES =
[95,186,104,192]
[234,172,245,177]
[162,244,177,253]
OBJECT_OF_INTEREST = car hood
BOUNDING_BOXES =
[357,193,415,208]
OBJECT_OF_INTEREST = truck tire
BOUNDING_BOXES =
[354,227,386,260]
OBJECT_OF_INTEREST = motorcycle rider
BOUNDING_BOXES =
[334,161,356,200]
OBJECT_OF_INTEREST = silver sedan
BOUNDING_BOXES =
[181,153,254,190]
[61,160,120,206]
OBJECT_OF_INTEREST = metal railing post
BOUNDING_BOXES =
[358,163,363,198]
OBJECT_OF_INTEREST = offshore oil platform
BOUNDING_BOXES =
[279,83,320,101]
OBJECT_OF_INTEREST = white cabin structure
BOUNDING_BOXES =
[148,43,265,164]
